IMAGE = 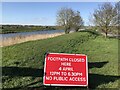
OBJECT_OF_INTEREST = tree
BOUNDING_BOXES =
[56,7,74,34]
[113,2,120,26]
[56,7,84,34]
[116,2,120,34]
[72,11,84,32]
[110,2,120,34]
[92,3,117,38]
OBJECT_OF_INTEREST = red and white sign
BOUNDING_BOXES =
[43,53,88,86]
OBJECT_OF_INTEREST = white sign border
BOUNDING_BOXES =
[43,52,88,87]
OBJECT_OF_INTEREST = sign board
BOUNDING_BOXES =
[43,53,88,86]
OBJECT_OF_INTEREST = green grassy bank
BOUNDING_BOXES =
[2,30,119,89]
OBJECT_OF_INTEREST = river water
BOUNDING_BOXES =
[0,30,64,39]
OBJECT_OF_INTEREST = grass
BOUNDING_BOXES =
[2,30,120,89]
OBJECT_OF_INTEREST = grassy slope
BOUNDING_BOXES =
[2,31,119,89]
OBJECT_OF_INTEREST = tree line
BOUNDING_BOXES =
[56,2,120,37]
[1,25,64,34]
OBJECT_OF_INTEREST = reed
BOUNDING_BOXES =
[1,32,64,47]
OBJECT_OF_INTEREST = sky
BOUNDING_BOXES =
[2,2,116,26]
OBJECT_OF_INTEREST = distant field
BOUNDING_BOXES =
[2,30,120,89]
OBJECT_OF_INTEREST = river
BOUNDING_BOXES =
[1,30,64,39]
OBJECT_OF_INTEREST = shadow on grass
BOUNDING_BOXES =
[42,73,120,89]
[2,67,44,77]
[3,73,120,90]
[2,61,108,77]
[108,35,120,39]
[2,61,120,90]
[88,61,108,68]
[79,30,100,36]
[88,74,120,89]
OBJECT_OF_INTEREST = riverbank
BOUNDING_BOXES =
[1,32,64,47]
[2,31,119,89]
